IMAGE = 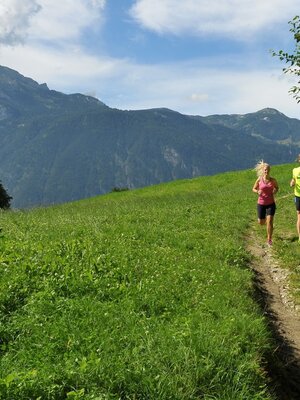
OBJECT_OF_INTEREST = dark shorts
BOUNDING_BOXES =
[295,196,300,212]
[257,203,276,220]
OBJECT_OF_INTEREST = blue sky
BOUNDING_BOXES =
[0,0,299,117]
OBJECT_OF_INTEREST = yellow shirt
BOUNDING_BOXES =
[292,166,300,197]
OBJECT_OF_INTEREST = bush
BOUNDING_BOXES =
[110,186,129,193]
[0,181,12,209]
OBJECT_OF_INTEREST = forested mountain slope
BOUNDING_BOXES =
[0,65,299,208]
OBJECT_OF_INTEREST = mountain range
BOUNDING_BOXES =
[0,65,299,208]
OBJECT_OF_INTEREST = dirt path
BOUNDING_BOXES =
[246,230,300,399]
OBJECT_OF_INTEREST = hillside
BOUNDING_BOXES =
[0,65,300,208]
[198,108,300,145]
[1,164,300,398]
[0,168,278,399]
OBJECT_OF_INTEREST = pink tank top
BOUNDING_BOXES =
[257,178,275,205]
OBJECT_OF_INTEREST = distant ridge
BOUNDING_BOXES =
[0,65,299,208]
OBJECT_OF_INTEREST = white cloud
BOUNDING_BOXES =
[0,0,40,45]
[188,93,209,103]
[0,43,122,92]
[0,0,106,45]
[29,0,106,42]
[0,0,298,121]
[29,0,105,41]
[1,40,299,119]
[95,60,300,119]
[89,0,105,7]
[130,0,300,39]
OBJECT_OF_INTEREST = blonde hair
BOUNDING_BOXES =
[254,160,270,177]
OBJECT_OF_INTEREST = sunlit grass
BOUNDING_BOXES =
[0,168,290,399]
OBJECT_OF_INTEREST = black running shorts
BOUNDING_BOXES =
[295,196,300,211]
[257,203,276,220]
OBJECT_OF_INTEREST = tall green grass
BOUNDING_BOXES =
[0,168,289,399]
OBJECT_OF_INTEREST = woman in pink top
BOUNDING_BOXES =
[252,161,279,245]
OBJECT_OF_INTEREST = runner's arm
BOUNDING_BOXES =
[290,178,295,187]
[252,179,260,194]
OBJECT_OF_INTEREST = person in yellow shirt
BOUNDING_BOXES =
[290,154,300,242]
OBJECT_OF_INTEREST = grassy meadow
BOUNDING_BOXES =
[0,163,299,399]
